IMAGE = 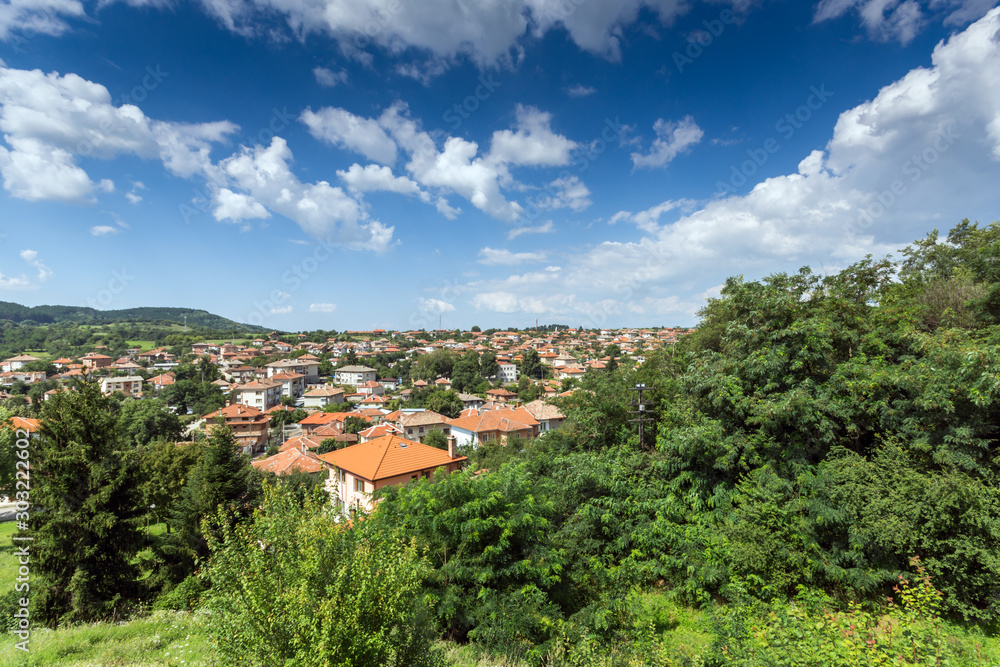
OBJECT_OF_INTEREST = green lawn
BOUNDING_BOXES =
[0,522,18,595]
[126,341,157,352]
[0,610,217,666]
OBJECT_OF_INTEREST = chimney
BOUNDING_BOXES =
[448,435,457,459]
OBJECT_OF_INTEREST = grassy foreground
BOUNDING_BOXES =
[0,610,215,666]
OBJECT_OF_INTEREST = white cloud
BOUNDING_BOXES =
[309,302,337,312]
[478,247,547,265]
[337,163,424,196]
[535,174,591,212]
[219,137,393,251]
[813,0,996,44]
[507,220,554,239]
[418,297,456,314]
[630,116,704,169]
[270,305,293,314]
[125,180,145,204]
[566,84,596,97]
[462,8,1000,326]
[90,225,118,236]
[313,66,348,87]
[487,105,577,167]
[300,107,398,165]
[0,269,32,289]
[213,187,271,221]
[0,0,85,41]
[0,65,236,203]
[19,248,50,281]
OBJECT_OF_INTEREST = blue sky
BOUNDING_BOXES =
[1,0,999,331]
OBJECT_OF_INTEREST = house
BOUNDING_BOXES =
[301,385,345,409]
[204,404,270,454]
[278,434,324,453]
[81,353,113,370]
[358,394,389,409]
[233,379,282,411]
[446,406,539,449]
[434,378,453,391]
[266,358,321,384]
[554,366,585,380]
[6,416,42,438]
[485,388,518,403]
[357,380,385,396]
[357,422,403,442]
[397,410,451,443]
[100,376,144,398]
[378,377,400,391]
[319,434,467,515]
[251,447,325,475]
[334,365,378,387]
[521,400,566,434]
[224,366,259,383]
[457,393,485,410]
[1,354,40,372]
[150,372,176,392]
[298,411,352,436]
[271,371,307,399]
[497,363,518,384]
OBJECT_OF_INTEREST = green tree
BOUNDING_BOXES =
[117,398,182,448]
[139,439,201,533]
[33,380,146,626]
[480,350,499,380]
[423,428,448,450]
[205,484,442,667]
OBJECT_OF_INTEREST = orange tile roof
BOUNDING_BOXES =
[446,407,538,434]
[299,412,342,426]
[318,434,465,481]
[8,416,42,433]
[252,448,325,475]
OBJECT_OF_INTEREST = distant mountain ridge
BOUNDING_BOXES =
[0,301,268,332]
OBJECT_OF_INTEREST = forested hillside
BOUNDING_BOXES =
[0,302,266,332]
[5,220,999,666]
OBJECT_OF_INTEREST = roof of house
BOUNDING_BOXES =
[299,411,342,426]
[252,448,325,475]
[304,386,345,397]
[522,399,566,421]
[400,410,449,427]
[235,379,281,391]
[446,407,538,434]
[8,416,42,433]
[204,404,267,420]
[278,434,323,452]
[317,434,466,481]
[336,365,377,373]
[358,423,403,439]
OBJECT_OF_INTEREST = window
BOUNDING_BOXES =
[337,469,345,483]
[419,426,424,433]
[355,478,366,493]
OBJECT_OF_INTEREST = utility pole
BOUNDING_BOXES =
[628,383,655,448]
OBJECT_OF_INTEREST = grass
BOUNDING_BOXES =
[0,610,216,666]
[0,523,18,595]
[126,341,157,352]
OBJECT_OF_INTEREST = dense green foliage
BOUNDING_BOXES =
[0,301,267,332]
[205,484,442,666]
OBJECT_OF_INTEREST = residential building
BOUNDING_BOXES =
[100,376,144,398]
[233,379,282,411]
[1,354,40,372]
[204,404,270,454]
[521,400,566,434]
[334,365,377,387]
[446,406,539,449]
[301,385,345,409]
[397,410,451,443]
[319,434,466,515]
[498,363,518,384]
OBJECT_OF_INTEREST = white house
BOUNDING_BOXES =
[334,365,377,387]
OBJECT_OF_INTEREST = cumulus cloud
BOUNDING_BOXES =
[478,247,548,265]
[336,163,425,196]
[630,116,704,169]
[300,107,398,165]
[0,64,236,203]
[418,297,456,314]
[213,187,271,221]
[219,137,394,251]
[309,302,337,312]
[487,105,577,167]
[463,8,1000,325]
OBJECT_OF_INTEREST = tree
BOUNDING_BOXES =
[521,349,545,380]
[139,439,201,533]
[161,425,262,586]
[117,398,183,448]
[480,350,499,380]
[342,415,370,435]
[423,390,463,419]
[318,438,338,454]
[344,348,359,366]
[423,429,448,450]
[205,484,442,667]
[33,380,146,626]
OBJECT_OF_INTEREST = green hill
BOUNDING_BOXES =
[0,301,268,333]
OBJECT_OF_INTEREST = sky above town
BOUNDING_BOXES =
[1,0,999,331]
